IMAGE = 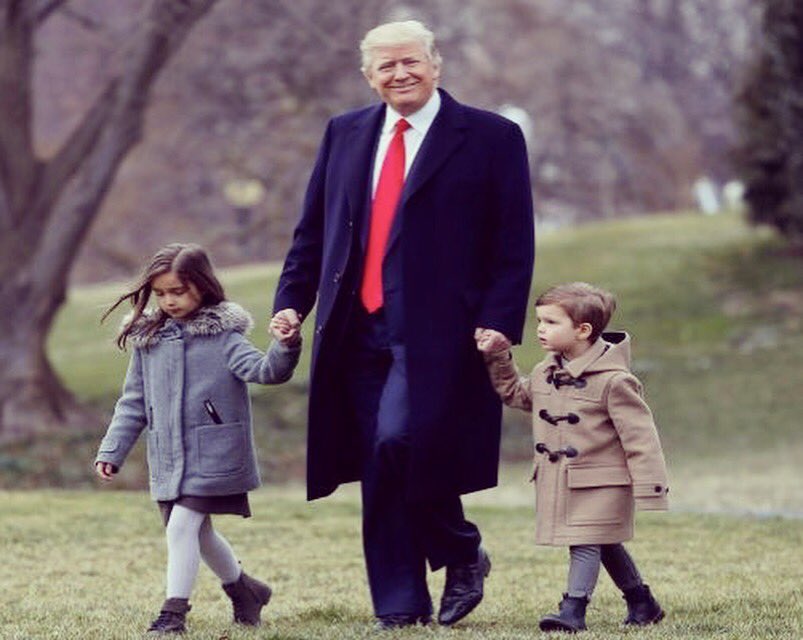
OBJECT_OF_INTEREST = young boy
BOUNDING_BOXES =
[476,282,669,632]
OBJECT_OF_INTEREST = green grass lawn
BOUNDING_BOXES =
[3,212,803,638]
[2,211,800,516]
[1,488,801,639]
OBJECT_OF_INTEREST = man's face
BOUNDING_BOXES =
[364,43,440,116]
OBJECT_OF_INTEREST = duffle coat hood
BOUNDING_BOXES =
[95,302,300,502]
[485,332,668,546]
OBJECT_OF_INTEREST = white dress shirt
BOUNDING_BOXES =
[371,90,442,196]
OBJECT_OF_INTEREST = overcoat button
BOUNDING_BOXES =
[347,219,353,228]
[315,325,323,335]
[333,271,341,283]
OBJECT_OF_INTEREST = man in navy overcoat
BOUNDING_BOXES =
[271,20,534,629]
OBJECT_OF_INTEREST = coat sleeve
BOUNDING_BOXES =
[225,333,301,385]
[607,372,669,511]
[272,120,333,321]
[476,122,535,344]
[482,349,534,412]
[94,349,147,470]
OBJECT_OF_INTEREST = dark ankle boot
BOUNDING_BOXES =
[623,584,665,625]
[539,594,588,632]
[147,598,191,635]
[222,571,272,625]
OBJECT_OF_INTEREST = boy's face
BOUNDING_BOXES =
[152,270,202,320]
[535,304,590,358]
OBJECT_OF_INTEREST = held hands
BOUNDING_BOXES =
[270,309,302,347]
[95,461,117,481]
[474,327,512,354]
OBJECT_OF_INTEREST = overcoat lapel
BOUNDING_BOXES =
[343,104,385,249]
[386,90,468,253]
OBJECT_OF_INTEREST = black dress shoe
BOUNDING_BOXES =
[374,613,432,630]
[437,547,491,626]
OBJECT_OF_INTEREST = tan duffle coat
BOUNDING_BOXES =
[485,332,668,546]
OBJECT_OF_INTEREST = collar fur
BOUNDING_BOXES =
[125,301,254,347]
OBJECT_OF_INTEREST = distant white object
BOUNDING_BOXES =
[693,177,720,215]
[498,104,533,143]
[722,180,746,210]
[223,179,266,208]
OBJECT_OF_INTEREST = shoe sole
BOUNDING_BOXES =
[624,608,665,626]
[539,618,584,633]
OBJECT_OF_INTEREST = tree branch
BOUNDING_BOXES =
[59,5,103,30]
[0,1,37,226]
[31,0,219,296]
[32,81,118,224]
[32,0,67,24]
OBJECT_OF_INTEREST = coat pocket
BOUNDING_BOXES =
[195,421,248,477]
[565,465,632,526]
[146,431,161,482]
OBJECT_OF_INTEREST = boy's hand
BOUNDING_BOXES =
[270,309,301,346]
[474,328,512,354]
[95,461,117,481]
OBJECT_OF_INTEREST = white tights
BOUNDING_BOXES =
[164,504,242,599]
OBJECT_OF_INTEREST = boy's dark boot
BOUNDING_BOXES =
[539,594,588,633]
[222,571,272,625]
[147,598,191,635]
[623,584,665,625]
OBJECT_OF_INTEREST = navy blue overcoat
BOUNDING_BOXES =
[274,90,535,501]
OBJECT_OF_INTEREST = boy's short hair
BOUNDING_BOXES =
[535,282,617,343]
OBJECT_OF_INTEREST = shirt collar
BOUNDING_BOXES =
[382,89,441,135]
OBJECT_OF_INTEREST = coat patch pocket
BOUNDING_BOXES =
[196,422,247,477]
[565,465,633,526]
[146,431,161,482]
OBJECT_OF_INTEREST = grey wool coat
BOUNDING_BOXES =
[95,302,300,501]
[484,332,668,546]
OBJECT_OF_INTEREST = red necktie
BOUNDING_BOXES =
[361,118,410,313]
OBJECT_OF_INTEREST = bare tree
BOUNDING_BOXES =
[0,0,218,443]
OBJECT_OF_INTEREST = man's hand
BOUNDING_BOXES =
[474,327,511,354]
[270,309,302,346]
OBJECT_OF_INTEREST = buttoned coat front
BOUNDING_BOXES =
[274,89,535,502]
[95,302,300,501]
[485,332,668,546]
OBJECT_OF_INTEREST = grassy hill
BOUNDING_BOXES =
[4,211,802,514]
[2,212,802,639]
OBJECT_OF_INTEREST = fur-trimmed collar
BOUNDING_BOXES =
[125,301,254,347]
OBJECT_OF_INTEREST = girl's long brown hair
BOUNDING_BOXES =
[102,243,226,349]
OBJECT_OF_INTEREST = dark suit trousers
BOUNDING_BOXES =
[345,309,481,617]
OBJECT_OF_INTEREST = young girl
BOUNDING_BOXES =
[476,282,668,633]
[94,243,301,635]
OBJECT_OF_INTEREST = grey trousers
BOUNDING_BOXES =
[567,544,643,600]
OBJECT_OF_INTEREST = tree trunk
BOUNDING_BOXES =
[0,0,218,443]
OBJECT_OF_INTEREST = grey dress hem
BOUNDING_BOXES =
[158,493,251,526]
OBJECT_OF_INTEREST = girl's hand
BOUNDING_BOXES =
[95,461,117,481]
[270,309,301,346]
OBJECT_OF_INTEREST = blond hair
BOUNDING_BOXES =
[360,20,442,74]
[535,282,617,343]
